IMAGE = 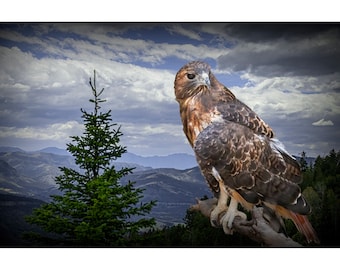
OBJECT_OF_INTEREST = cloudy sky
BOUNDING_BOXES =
[0,23,339,157]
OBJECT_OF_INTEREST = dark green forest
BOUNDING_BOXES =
[299,149,340,246]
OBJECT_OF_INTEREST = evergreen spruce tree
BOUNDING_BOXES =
[25,71,156,246]
[299,151,308,172]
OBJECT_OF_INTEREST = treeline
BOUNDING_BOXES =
[132,149,339,247]
[299,149,340,246]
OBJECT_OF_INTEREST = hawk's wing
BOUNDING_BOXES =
[212,97,302,185]
[216,96,275,138]
[193,121,310,215]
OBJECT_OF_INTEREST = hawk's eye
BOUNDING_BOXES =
[187,73,195,80]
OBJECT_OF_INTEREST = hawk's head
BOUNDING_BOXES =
[174,61,212,101]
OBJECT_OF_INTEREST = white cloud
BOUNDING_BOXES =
[228,72,340,122]
[0,45,177,113]
[0,121,83,141]
[312,118,334,126]
[167,25,202,41]
[120,122,192,156]
[122,122,183,137]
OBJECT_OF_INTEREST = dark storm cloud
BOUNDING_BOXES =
[217,23,340,77]
[220,23,339,43]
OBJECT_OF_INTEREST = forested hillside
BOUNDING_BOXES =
[136,149,340,247]
[299,150,340,246]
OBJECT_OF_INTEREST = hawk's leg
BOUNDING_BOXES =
[210,185,229,228]
[211,167,247,234]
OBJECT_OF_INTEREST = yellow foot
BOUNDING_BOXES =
[220,197,247,234]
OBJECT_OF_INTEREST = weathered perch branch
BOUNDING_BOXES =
[190,198,302,247]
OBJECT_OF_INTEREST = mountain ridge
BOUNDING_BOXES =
[0,146,197,170]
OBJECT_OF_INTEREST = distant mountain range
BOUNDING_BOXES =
[29,146,198,170]
[0,147,209,217]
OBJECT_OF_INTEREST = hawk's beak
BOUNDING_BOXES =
[200,72,210,87]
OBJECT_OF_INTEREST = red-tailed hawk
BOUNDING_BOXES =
[174,61,319,244]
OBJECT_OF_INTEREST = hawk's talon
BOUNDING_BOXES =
[210,205,227,228]
[220,197,247,234]
[211,218,220,228]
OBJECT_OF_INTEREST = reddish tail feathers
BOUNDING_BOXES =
[289,211,320,244]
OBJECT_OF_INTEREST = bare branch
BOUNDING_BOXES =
[190,198,302,247]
